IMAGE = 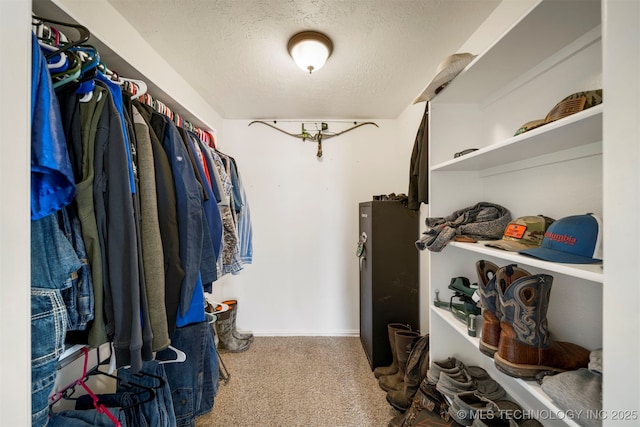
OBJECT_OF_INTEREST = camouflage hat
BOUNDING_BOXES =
[485,215,555,252]
[514,89,603,136]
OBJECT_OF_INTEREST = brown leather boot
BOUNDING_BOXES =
[476,262,530,358]
[386,334,429,411]
[373,323,412,378]
[379,331,419,392]
[494,271,590,379]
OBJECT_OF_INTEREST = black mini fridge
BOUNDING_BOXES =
[358,200,420,370]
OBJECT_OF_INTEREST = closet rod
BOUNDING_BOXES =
[34,0,221,137]
[56,344,103,371]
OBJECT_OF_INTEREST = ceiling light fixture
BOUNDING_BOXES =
[288,31,333,74]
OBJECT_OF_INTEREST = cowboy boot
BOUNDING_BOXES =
[221,299,254,342]
[215,307,251,353]
[476,262,530,358]
[374,323,412,378]
[494,271,590,379]
[379,331,420,392]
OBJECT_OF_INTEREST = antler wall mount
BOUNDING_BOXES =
[248,120,378,158]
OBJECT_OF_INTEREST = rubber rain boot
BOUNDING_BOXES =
[215,306,251,353]
[379,331,419,392]
[494,272,590,379]
[386,334,430,411]
[221,299,254,342]
[374,323,412,378]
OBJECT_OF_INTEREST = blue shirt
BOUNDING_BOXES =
[31,33,76,220]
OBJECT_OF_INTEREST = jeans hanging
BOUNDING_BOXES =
[31,213,82,427]
[155,321,219,427]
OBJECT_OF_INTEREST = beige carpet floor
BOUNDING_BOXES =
[195,336,401,427]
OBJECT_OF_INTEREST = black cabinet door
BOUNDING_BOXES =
[359,200,420,370]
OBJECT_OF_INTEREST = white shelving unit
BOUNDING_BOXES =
[432,307,582,427]
[425,1,603,426]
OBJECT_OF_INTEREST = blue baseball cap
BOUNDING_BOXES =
[519,214,602,264]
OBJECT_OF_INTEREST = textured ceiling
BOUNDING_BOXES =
[106,0,501,120]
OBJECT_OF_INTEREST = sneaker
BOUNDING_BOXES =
[468,366,505,401]
[449,391,499,426]
[427,357,465,385]
[437,368,474,399]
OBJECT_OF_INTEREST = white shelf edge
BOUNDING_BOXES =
[430,305,478,346]
[431,105,603,172]
[446,241,604,283]
[431,307,582,427]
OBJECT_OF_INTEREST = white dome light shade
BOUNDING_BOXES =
[288,31,333,74]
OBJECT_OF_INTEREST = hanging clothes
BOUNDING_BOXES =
[407,103,429,210]
[131,106,170,351]
[92,78,152,371]
[30,32,76,220]
[155,112,204,318]
[133,101,184,336]
[184,129,224,282]
[229,157,253,266]
[31,21,254,423]
[211,150,242,275]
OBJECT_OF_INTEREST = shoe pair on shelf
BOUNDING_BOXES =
[475,260,590,379]
[427,357,542,427]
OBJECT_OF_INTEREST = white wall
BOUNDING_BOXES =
[0,1,31,425]
[209,116,423,335]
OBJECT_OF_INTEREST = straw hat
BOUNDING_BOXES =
[413,53,476,104]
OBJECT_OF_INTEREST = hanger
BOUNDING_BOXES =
[50,347,122,426]
[111,75,149,101]
[50,54,82,90]
[37,41,69,72]
[32,15,91,59]
[206,299,230,314]
[157,345,187,364]
[85,367,157,410]
[32,14,91,61]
